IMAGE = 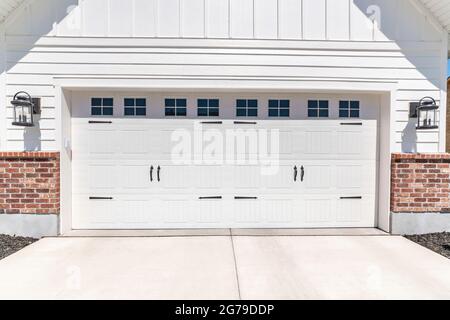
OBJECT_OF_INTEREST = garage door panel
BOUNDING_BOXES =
[232,165,262,189]
[232,198,262,224]
[118,198,159,225]
[89,163,117,190]
[117,126,165,159]
[302,195,375,227]
[262,164,296,191]
[120,162,153,191]
[72,116,377,229]
[72,160,118,193]
[86,198,117,225]
[72,161,89,191]
[305,197,333,224]
[336,195,375,225]
[72,196,118,228]
[263,196,295,224]
[72,195,165,229]
[300,160,376,195]
[292,131,307,156]
[336,164,362,189]
[71,121,118,157]
[337,130,362,155]
[251,127,293,158]
[304,165,331,189]
[90,131,117,155]
[337,130,377,159]
[117,129,151,155]
[294,120,377,160]
[305,130,333,155]
[261,122,302,158]
[226,136,260,160]
[162,196,193,224]
[276,129,294,157]
[335,163,377,194]
[74,161,160,194]
[160,164,194,190]
[336,198,363,223]
[195,198,224,224]
[194,165,225,189]
[162,128,185,159]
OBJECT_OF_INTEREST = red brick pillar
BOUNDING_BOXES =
[0,152,60,215]
[391,153,450,213]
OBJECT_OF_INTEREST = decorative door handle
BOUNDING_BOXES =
[157,166,161,182]
[294,166,298,182]
[150,165,154,182]
[300,166,305,182]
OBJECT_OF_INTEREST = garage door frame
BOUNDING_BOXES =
[54,78,397,234]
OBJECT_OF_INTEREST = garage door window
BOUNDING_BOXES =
[339,101,360,118]
[268,100,290,117]
[198,99,219,116]
[124,98,147,116]
[91,98,113,116]
[308,100,329,118]
[165,99,187,116]
[236,99,258,117]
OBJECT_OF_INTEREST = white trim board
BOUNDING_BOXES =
[0,26,7,150]
[54,77,396,234]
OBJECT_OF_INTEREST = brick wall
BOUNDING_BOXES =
[0,152,60,214]
[391,153,450,213]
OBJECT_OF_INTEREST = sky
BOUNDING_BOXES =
[448,60,450,77]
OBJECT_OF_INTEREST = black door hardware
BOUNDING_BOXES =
[234,196,258,200]
[340,196,363,199]
[294,166,298,182]
[199,196,223,200]
[157,166,161,182]
[201,121,223,124]
[234,121,257,125]
[300,166,305,182]
[150,165,154,182]
[89,197,113,200]
[88,120,112,124]
[340,122,362,126]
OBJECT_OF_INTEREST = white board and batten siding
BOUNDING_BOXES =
[0,0,448,152]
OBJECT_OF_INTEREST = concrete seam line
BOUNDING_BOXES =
[230,234,242,300]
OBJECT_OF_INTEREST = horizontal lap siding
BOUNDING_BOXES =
[0,152,60,214]
[1,0,446,152]
[3,39,444,152]
[391,153,450,213]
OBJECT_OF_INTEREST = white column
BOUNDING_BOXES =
[439,31,448,152]
[0,27,7,150]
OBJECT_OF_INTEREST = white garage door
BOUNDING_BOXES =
[72,118,377,229]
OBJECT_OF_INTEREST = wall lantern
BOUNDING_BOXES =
[11,92,40,127]
[409,97,439,130]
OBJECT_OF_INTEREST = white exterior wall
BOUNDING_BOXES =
[0,0,448,153]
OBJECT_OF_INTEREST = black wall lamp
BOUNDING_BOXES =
[11,92,40,127]
[409,97,439,130]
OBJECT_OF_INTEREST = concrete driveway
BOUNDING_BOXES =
[0,234,450,299]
